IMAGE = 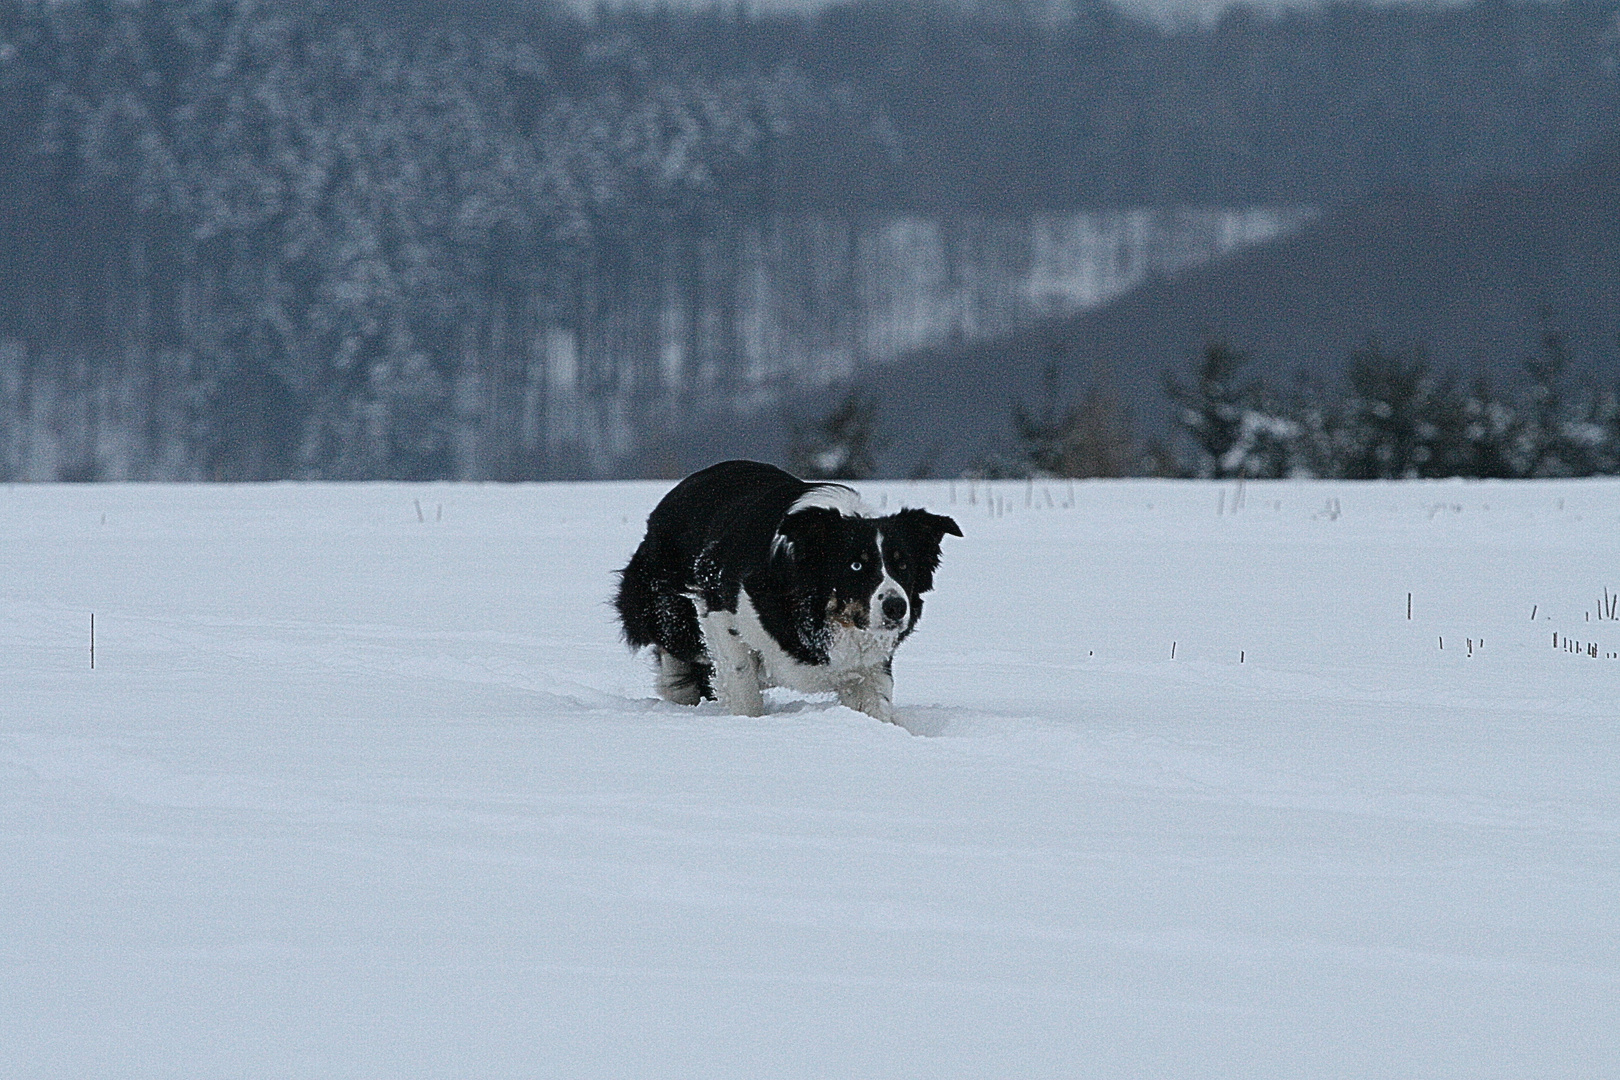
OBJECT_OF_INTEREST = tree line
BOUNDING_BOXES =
[1160,336,1620,480]
[961,329,1620,481]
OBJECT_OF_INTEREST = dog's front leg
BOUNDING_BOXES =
[699,608,766,716]
[836,664,895,723]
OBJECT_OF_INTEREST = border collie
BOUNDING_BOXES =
[615,460,961,722]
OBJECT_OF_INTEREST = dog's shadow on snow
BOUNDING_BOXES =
[889,705,993,737]
[754,693,993,737]
[618,689,999,737]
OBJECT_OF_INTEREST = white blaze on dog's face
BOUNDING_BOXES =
[872,531,910,631]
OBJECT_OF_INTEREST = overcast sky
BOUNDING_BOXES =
[571,0,1468,30]
[1098,0,1320,23]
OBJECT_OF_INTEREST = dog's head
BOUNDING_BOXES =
[773,501,962,638]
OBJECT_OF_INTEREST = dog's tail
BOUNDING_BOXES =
[613,551,661,650]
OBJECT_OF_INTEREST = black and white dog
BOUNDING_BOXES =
[615,460,961,722]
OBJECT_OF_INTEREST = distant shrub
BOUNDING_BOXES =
[1163,342,1301,479]
[972,362,1141,479]
[1163,331,1620,480]
[787,388,885,480]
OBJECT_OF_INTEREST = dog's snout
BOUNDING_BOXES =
[881,593,908,625]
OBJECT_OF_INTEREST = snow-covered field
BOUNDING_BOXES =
[3,477,1617,1079]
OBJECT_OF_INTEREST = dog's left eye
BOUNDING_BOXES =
[850,560,863,572]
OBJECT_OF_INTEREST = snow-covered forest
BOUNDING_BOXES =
[2,0,1619,480]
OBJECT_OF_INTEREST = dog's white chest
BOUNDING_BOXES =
[728,591,897,694]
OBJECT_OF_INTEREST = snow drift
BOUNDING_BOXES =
[2,478,1616,1078]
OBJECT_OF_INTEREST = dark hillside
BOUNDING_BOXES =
[760,141,1620,476]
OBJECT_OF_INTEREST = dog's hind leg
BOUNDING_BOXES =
[698,608,766,716]
[653,647,710,706]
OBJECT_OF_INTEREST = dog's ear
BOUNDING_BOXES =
[773,505,841,559]
[892,508,962,545]
[885,508,961,583]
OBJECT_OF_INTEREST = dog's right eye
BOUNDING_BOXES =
[850,560,863,572]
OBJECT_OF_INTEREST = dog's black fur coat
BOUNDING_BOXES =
[615,460,960,717]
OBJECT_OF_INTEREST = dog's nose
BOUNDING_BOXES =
[881,593,908,625]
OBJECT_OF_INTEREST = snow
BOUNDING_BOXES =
[3,478,1617,1078]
